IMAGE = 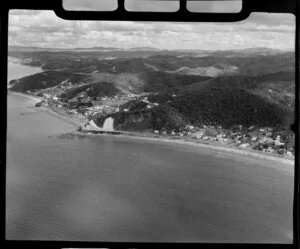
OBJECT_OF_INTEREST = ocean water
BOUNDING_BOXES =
[7,61,43,84]
[6,64,294,242]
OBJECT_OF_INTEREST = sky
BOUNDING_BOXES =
[8,0,295,50]
[62,0,243,13]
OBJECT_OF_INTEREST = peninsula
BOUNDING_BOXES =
[8,46,296,160]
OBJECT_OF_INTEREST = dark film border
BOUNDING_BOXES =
[1,0,299,248]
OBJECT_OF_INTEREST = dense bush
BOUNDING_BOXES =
[207,71,294,91]
[63,85,90,99]
[169,87,293,129]
[93,105,186,131]
[10,71,74,92]
[94,82,293,132]
[141,71,210,92]
[149,105,186,131]
[86,82,119,97]
[9,70,88,93]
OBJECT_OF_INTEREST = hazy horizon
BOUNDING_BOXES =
[7,44,294,52]
[9,9,295,51]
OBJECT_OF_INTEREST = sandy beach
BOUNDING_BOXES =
[8,91,294,168]
[74,131,295,168]
[8,91,42,104]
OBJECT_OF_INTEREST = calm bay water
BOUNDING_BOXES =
[6,64,294,243]
[7,61,43,84]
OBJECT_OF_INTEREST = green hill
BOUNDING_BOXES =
[141,71,211,92]
[95,87,293,132]
[9,71,86,92]
[93,105,186,132]
[169,87,293,129]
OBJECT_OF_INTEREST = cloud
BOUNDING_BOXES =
[246,12,295,26]
[187,1,242,13]
[9,10,43,16]
[63,0,240,13]
[8,9,295,50]
[63,0,118,11]
[63,0,180,12]
[125,0,179,12]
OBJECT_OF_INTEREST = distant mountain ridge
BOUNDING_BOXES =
[8,46,295,133]
[8,45,291,53]
[8,45,166,52]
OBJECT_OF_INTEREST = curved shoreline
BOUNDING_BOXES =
[74,131,294,168]
[8,91,42,103]
[8,91,294,167]
[8,91,83,128]
[7,60,44,85]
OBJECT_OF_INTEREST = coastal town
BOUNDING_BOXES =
[23,79,295,159]
[6,5,298,244]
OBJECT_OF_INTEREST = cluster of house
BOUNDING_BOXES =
[100,93,149,103]
[32,84,149,119]
[152,125,294,157]
[9,57,33,64]
[30,81,294,158]
[34,94,61,108]
[153,125,222,138]
[55,80,73,90]
[80,105,120,117]
[30,77,158,116]
[140,97,160,109]
[123,97,160,112]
